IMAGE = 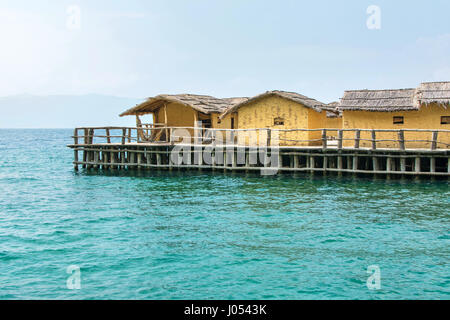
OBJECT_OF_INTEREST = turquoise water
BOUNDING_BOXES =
[0,129,448,300]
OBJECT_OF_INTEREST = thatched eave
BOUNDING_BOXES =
[219,90,325,120]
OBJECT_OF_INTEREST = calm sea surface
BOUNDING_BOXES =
[0,129,448,299]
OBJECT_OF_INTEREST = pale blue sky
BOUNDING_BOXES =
[1,0,449,103]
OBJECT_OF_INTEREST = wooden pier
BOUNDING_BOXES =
[68,127,450,177]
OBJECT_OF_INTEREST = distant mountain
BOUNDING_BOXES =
[0,94,144,128]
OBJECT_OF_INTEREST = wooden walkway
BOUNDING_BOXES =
[68,127,450,177]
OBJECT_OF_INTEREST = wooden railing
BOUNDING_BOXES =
[72,127,450,151]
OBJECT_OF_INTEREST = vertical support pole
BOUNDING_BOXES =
[164,103,169,142]
[398,130,405,150]
[337,154,343,170]
[386,157,392,172]
[73,128,79,171]
[354,130,360,149]
[431,131,438,150]
[322,129,327,150]
[353,154,358,171]
[371,130,377,150]
[266,128,271,147]
[137,151,142,170]
[400,157,406,173]
[106,128,111,144]
[122,128,126,145]
[415,157,421,173]
[310,155,315,172]
[127,128,132,143]
[156,150,161,167]
[82,128,88,168]
[323,154,328,171]
[430,157,436,173]
[337,130,343,150]
[347,156,351,170]
[146,148,151,168]
[294,155,299,169]
[372,156,378,172]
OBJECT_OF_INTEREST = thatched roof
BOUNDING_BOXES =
[416,81,450,107]
[338,81,450,112]
[323,102,342,118]
[339,88,417,112]
[120,94,248,117]
[220,90,325,119]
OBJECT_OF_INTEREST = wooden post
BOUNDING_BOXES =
[398,130,405,150]
[430,157,436,173]
[337,155,343,170]
[122,128,126,145]
[294,155,299,168]
[415,157,421,173]
[156,150,161,167]
[266,129,271,147]
[322,129,327,149]
[353,155,358,170]
[371,130,377,150]
[82,128,88,168]
[73,128,79,170]
[88,128,94,144]
[400,157,406,173]
[431,131,438,150]
[164,104,169,142]
[323,154,328,171]
[448,157,450,173]
[337,130,343,150]
[127,128,132,143]
[137,152,142,170]
[106,128,111,144]
[354,130,360,149]
[372,157,378,171]
[386,157,392,172]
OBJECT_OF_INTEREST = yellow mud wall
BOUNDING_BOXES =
[154,102,196,142]
[342,104,450,149]
[234,95,313,146]
[324,117,343,129]
[211,113,236,129]
[307,109,328,146]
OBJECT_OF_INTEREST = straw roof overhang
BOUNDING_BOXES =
[415,81,450,107]
[323,102,341,118]
[120,94,248,117]
[220,90,325,119]
[338,88,418,112]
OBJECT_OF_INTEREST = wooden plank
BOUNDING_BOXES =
[322,129,327,149]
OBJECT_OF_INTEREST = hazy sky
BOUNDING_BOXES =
[1,0,449,102]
